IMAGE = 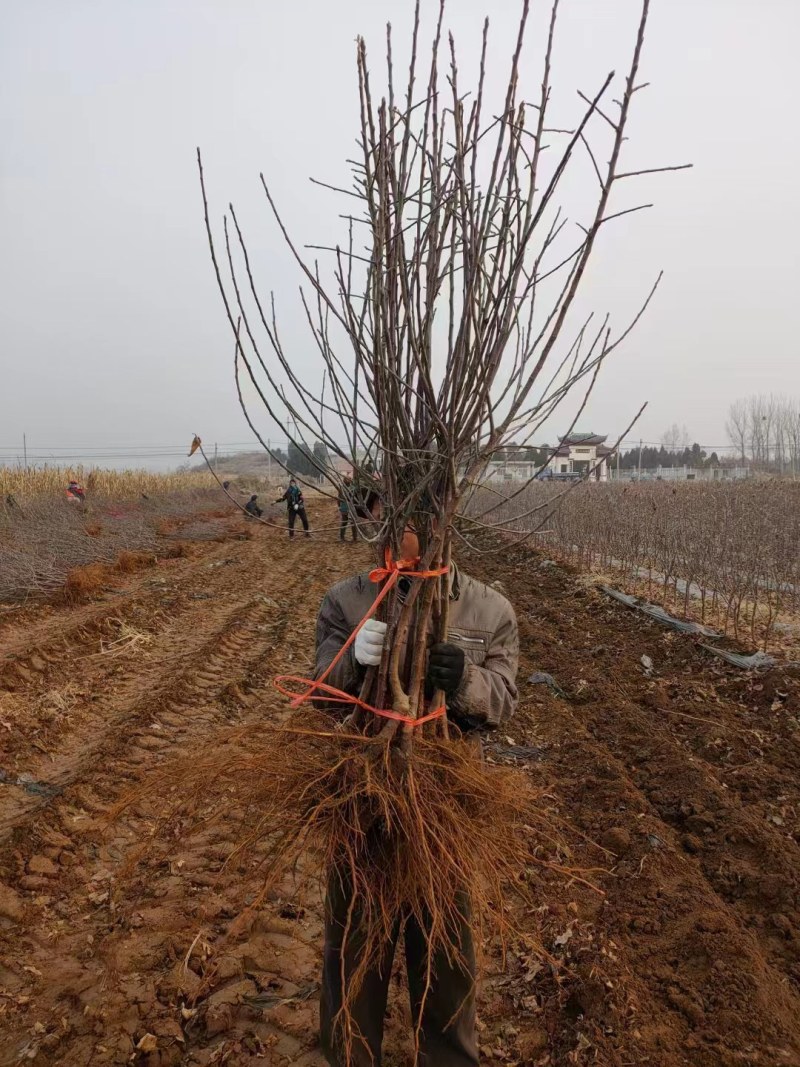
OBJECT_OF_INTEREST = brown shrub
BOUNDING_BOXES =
[85,521,103,537]
[160,542,191,560]
[115,550,156,573]
[155,518,178,536]
[62,563,113,600]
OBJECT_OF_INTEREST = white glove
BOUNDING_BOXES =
[354,619,386,666]
[294,504,300,511]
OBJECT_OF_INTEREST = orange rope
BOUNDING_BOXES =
[274,549,449,728]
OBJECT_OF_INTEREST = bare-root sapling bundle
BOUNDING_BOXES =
[164,0,687,1056]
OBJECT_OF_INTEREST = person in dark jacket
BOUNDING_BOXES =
[275,478,310,538]
[337,476,357,543]
[244,494,263,518]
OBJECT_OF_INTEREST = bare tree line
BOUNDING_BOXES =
[726,395,800,473]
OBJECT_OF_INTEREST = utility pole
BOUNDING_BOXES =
[23,433,28,470]
[214,442,218,473]
[637,439,643,481]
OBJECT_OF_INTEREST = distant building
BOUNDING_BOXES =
[546,433,613,481]
[485,445,541,483]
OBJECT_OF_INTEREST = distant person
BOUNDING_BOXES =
[337,476,357,543]
[66,480,85,504]
[276,478,310,539]
[244,494,263,518]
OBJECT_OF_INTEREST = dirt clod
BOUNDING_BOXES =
[0,881,24,922]
[601,827,632,856]
[27,855,59,878]
[681,833,703,854]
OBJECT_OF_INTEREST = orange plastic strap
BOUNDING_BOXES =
[273,550,449,729]
[368,547,451,585]
[274,675,446,728]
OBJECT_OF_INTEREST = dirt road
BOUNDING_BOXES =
[1,514,799,1066]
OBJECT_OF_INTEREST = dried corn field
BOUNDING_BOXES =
[469,480,800,650]
[1,465,216,501]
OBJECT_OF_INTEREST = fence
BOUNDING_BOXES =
[609,466,752,482]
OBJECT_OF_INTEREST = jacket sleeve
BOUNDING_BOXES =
[314,587,362,713]
[450,604,519,728]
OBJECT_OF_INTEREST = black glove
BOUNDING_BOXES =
[426,642,466,696]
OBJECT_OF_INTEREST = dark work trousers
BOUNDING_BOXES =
[320,866,479,1067]
[339,510,357,542]
[288,506,310,538]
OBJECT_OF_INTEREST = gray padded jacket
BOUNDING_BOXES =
[314,566,519,727]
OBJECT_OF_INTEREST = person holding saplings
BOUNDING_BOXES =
[275,477,310,538]
[314,522,519,1067]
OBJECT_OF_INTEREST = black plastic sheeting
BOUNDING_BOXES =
[600,585,720,637]
[599,585,800,672]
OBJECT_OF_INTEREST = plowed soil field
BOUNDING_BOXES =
[2,507,799,1066]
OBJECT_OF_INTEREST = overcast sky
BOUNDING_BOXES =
[1,0,798,469]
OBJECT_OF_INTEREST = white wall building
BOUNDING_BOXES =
[484,445,539,483]
[546,433,613,481]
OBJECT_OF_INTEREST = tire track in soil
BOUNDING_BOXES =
[0,595,272,839]
[0,540,288,838]
[0,539,257,768]
[0,538,238,668]
[0,523,350,1067]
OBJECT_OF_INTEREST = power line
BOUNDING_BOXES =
[0,442,279,452]
[0,444,294,461]
[0,437,742,453]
